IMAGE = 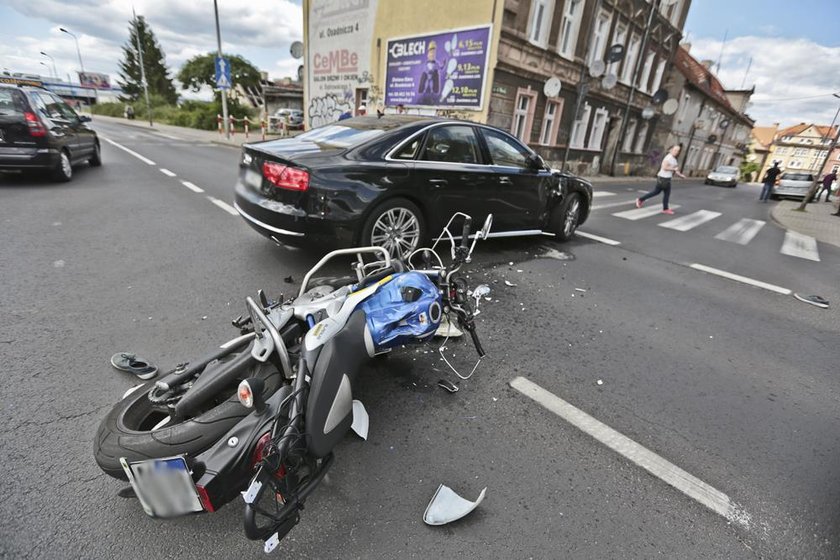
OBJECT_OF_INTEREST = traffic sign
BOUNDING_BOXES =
[215,56,231,90]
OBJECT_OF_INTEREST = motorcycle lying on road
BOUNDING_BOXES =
[94,212,493,552]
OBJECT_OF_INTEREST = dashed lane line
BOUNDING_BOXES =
[592,191,616,198]
[576,231,622,246]
[207,197,239,216]
[509,376,752,529]
[690,263,792,295]
[160,168,176,177]
[181,180,204,193]
[100,136,155,165]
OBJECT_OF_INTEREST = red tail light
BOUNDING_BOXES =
[262,161,309,191]
[24,112,47,137]
[195,484,216,512]
[250,431,287,479]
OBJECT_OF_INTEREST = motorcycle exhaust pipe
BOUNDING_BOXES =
[174,350,256,419]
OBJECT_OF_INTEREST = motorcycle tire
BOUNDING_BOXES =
[94,360,284,480]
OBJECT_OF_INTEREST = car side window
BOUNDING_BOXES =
[48,94,80,121]
[481,129,531,169]
[419,126,480,164]
[393,136,422,160]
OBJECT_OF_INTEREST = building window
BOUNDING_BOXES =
[638,51,655,92]
[588,9,612,65]
[607,23,627,77]
[789,160,801,168]
[528,0,554,47]
[651,59,666,93]
[794,148,807,156]
[622,118,637,152]
[511,88,537,142]
[633,122,649,153]
[588,107,609,150]
[677,93,690,122]
[558,0,585,59]
[688,145,699,167]
[539,99,564,145]
[620,34,641,84]
[570,103,592,148]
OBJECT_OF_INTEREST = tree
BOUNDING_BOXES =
[117,15,177,104]
[177,53,261,99]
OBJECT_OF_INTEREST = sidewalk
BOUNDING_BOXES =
[91,114,294,147]
[771,199,840,249]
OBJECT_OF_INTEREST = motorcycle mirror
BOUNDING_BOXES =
[238,378,266,413]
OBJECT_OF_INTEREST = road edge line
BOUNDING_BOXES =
[576,231,622,245]
[689,263,791,295]
[100,137,155,165]
[207,196,239,216]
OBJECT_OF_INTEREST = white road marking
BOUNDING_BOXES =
[181,180,204,193]
[101,137,155,165]
[612,204,681,220]
[659,210,722,232]
[576,231,622,246]
[509,377,751,529]
[780,230,820,262]
[153,132,181,140]
[592,199,637,210]
[159,168,176,177]
[208,197,239,216]
[593,191,616,198]
[689,263,791,295]
[714,219,766,245]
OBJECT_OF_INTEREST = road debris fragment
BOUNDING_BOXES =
[423,485,487,526]
[793,294,829,309]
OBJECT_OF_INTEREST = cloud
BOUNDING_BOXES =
[1,0,302,86]
[689,36,840,128]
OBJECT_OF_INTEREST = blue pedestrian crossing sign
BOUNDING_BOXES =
[215,56,231,90]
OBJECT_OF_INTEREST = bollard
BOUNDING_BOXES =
[217,114,222,136]
[229,115,235,137]
[244,119,249,139]
[261,120,266,141]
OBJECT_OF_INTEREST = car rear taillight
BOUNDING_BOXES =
[262,161,309,191]
[195,484,216,512]
[24,112,47,137]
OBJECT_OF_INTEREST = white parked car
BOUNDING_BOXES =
[772,172,815,200]
[704,165,738,188]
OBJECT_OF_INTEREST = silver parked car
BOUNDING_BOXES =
[772,172,815,200]
[705,165,739,187]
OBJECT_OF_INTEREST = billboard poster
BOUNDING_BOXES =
[384,26,491,110]
[78,72,112,90]
[307,0,378,128]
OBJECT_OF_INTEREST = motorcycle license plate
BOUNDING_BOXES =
[120,456,204,518]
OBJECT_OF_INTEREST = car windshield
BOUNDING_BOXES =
[296,124,386,148]
[782,173,814,181]
[715,166,737,174]
[0,88,27,116]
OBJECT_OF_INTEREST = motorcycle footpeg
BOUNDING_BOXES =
[264,513,300,554]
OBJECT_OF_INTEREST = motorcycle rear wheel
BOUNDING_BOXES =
[94,360,283,480]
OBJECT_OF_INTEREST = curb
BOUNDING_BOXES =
[769,201,840,250]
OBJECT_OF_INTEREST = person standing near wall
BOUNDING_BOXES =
[759,161,782,203]
[636,144,686,215]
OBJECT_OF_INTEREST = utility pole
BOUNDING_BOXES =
[609,0,660,176]
[797,93,840,211]
[214,0,230,139]
[133,9,154,127]
[40,52,58,80]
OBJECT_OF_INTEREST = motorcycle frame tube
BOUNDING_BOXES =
[173,350,256,419]
[298,246,391,298]
[246,297,292,378]
[154,334,255,391]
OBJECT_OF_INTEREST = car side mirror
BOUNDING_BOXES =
[526,154,544,171]
[78,115,91,123]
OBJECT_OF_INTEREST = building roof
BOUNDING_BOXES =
[751,125,778,149]
[674,47,739,116]
[776,123,838,140]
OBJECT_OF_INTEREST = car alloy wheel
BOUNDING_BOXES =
[53,151,72,182]
[370,206,421,258]
[564,197,580,237]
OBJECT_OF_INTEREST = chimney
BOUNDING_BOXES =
[681,42,691,53]
[700,60,714,70]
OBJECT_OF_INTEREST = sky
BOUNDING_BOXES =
[0,0,838,127]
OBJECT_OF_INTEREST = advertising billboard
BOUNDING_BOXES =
[384,25,491,110]
[78,72,112,90]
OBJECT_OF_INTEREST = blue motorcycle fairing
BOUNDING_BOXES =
[360,271,442,352]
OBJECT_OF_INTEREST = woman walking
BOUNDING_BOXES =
[636,144,686,214]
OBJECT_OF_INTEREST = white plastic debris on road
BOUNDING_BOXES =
[504,280,517,287]
[351,400,369,440]
[423,484,487,526]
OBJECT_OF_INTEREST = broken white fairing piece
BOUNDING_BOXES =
[423,484,487,525]
[351,400,369,440]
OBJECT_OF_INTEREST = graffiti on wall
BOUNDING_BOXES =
[308,93,354,128]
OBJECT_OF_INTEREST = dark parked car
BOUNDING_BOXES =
[0,78,100,182]
[234,116,592,257]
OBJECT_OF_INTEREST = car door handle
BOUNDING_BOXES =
[498,177,513,185]
[430,178,448,188]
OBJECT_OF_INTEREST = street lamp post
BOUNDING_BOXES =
[60,27,96,109]
[213,0,230,139]
[39,51,58,80]
[796,92,840,211]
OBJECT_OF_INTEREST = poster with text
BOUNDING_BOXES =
[307,0,378,128]
[78,72,111,90]
[384,26,491,111]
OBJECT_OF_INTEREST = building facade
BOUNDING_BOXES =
[759,123,838,180]
[653,46,753,178]
[302,0,690,175]
[746,124,777,181]
[821,146,840,177]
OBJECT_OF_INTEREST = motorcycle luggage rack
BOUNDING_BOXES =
[298,246,391,298]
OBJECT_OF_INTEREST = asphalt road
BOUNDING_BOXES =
[1,119,837,559]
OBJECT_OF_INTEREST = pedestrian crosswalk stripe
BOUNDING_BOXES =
[593,191,616,198]
[659,210,722,232]
[780,230,820,262]
[714,219,766,245]
[612,204,681,220]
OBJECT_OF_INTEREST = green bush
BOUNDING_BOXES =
[92,96,257,131]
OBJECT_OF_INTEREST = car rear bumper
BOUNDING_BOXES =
[706,178,736,186]
[233,181,357,247]
[774,186,809,198]
[0,147,60,170]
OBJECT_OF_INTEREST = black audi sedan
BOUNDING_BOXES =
[234,115,591,256]
[0,78,100,182]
